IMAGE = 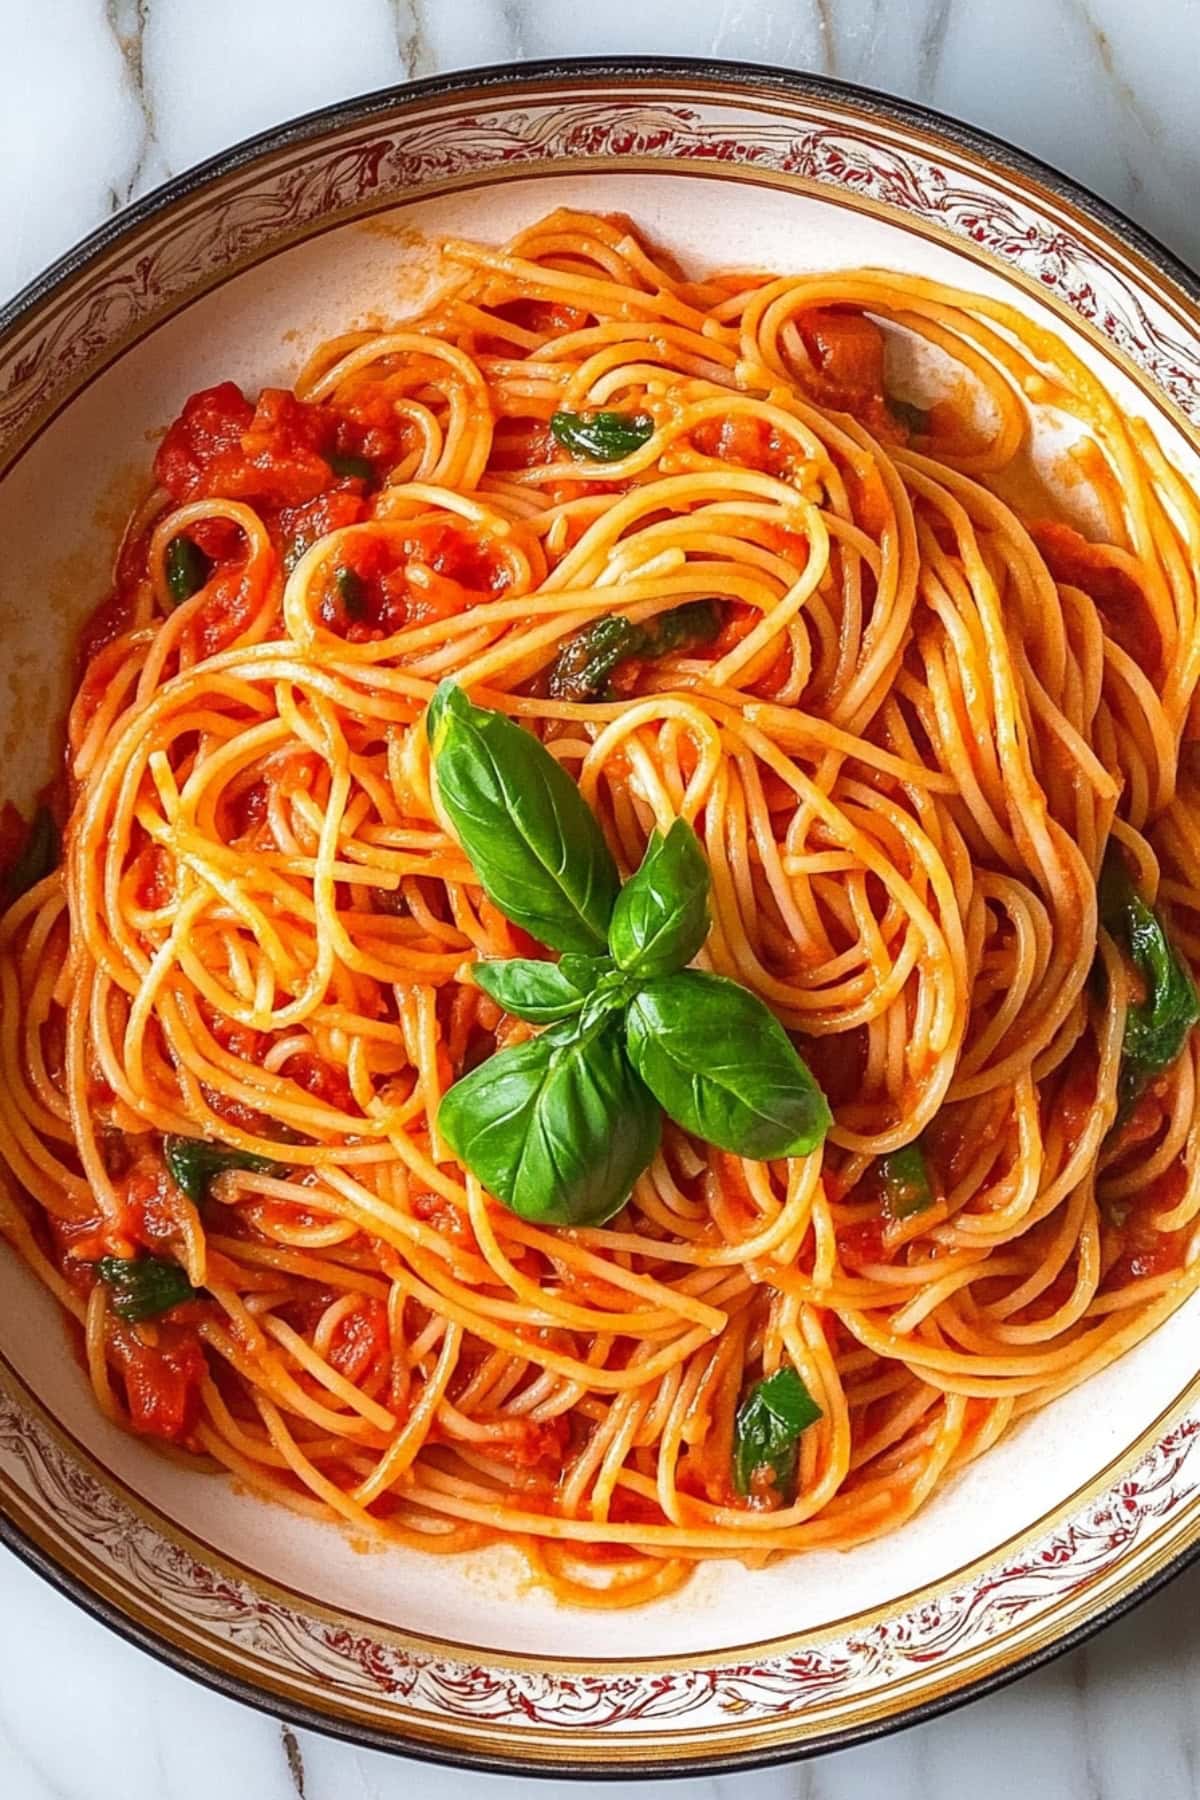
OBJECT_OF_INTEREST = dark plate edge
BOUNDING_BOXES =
[2,52,1200,1781]
[6,1491,1200,1782]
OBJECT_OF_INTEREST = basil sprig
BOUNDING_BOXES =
[94,1254,199,1322]
[1100,844,1200,1111]
[733,1367,822,1501]
[428,683,830,1228]
[549,409,654,462]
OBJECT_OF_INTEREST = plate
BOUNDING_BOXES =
[3,57,1200,1778]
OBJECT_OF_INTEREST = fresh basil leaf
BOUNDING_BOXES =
[438,1031,557,1208]
[609,820,710,978]
[576,966,640,1029]
[163,1135,286,1206]
[876,1141,934,1220]
[438,1015,660,1227]
[889,397,930,436]
[425,679,455,742]
[548,599,722,702]
[733,1367,822,1500]
[549,409,654,463]
[1100,844,1200,1108]
[328,451,375,484]
[334,565,367,620]
[4,806,59,903]
[427,681,619,954]
[626,972,831,1159]
[95,1255,199,1322]
[165,535,211,606]
[509,1018,661,1226]
[473,955,611,1024]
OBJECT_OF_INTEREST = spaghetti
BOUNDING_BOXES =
[3,208,1200,1607]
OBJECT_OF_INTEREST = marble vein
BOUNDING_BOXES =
[914,0,953,95]
[386,0,425,79]
[102,0,169,207]
[281,1725,307,1797]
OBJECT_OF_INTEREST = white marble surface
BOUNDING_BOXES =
[3,2,1200,1795]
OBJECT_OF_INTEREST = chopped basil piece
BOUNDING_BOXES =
[165,535,211,606]
[95,1255,199,1322]
[548,599,722,702]
[1100,844,1200,1111]
[329,451,375,484]
[876,1141,934,1220]
[334,565,367,620]
[163,1135,285,1206]
[549,409,654,462]
[733,1367,822,1501]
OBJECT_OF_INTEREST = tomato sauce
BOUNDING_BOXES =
[1047,1049,1101,1144]
[798,1028,867,1112]
[484,1416,569,1470]
[1102,1161,1191,1289]
[489,419,556,471]
[131,841,174,909]
[837,1212,891,1268]
[282,1052,355,1114]
[109,1326,208,1443]
[0,802,32,886]
[692,413,791,477]
[791,308,898,441]
[118,1147,189,1253]
[327,1298,390,1384]
[27,1130,213,1448]
[319,519,510,639]
[76,590,140,671]
[1031,519,1160,674]
[156,383,337,508]
[201,1005,263,1063]
[279,488,367,567]
[411,1189,476,1249]
[491,299,588,341]
[138,381,412,655]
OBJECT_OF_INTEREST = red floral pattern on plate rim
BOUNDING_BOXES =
[2,80,1200,1757]
[4,1377,1200,1741]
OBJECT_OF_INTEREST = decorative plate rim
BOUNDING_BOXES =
[3,54,1200,341]
[3,55,1200,1779]
[6,1508,1196,1783]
